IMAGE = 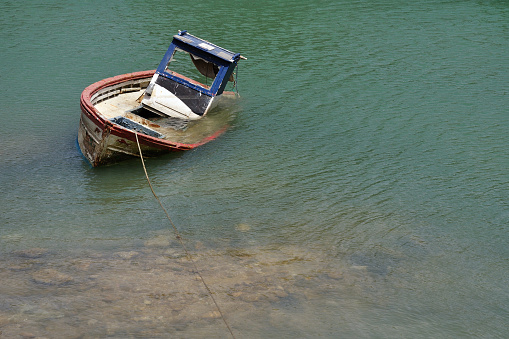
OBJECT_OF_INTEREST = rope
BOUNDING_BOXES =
[234,64,239,95]
[134,133,236,339]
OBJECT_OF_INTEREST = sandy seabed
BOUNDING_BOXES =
[0,231,383,338]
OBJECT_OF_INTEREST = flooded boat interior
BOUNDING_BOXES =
[91,78,232,144]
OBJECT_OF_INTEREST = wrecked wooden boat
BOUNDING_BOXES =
[78,30,245,167]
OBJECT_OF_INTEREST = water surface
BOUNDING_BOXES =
[0,1,508,337]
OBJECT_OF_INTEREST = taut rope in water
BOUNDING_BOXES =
[134,133,236,339]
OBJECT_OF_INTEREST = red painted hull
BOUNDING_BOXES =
[78,70,228,167]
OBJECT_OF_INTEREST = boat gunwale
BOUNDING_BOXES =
[80,70,229,151]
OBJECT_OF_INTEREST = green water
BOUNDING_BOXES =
[1,1,508,337]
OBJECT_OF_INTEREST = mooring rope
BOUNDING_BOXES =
[134,133,236,339]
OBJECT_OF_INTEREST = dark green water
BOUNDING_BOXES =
[1,1,508,337]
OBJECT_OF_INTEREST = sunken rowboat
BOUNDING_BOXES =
[78,30,245,167]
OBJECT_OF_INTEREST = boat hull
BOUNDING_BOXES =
[78,70,227,167]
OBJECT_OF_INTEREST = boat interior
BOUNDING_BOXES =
[91,78,233,144]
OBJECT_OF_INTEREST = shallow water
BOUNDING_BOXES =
[1,0,508,338]
[0,236,405,338]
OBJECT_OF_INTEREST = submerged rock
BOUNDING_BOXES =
[163,248,184,259]
[32,269,74,286]
[235,223,251,232]
[144,235,172,248]
[349,250,403,276]
[114,251,140,260]
[14,248,48,259]
[8,262,37,271]
[203,310,221,319]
